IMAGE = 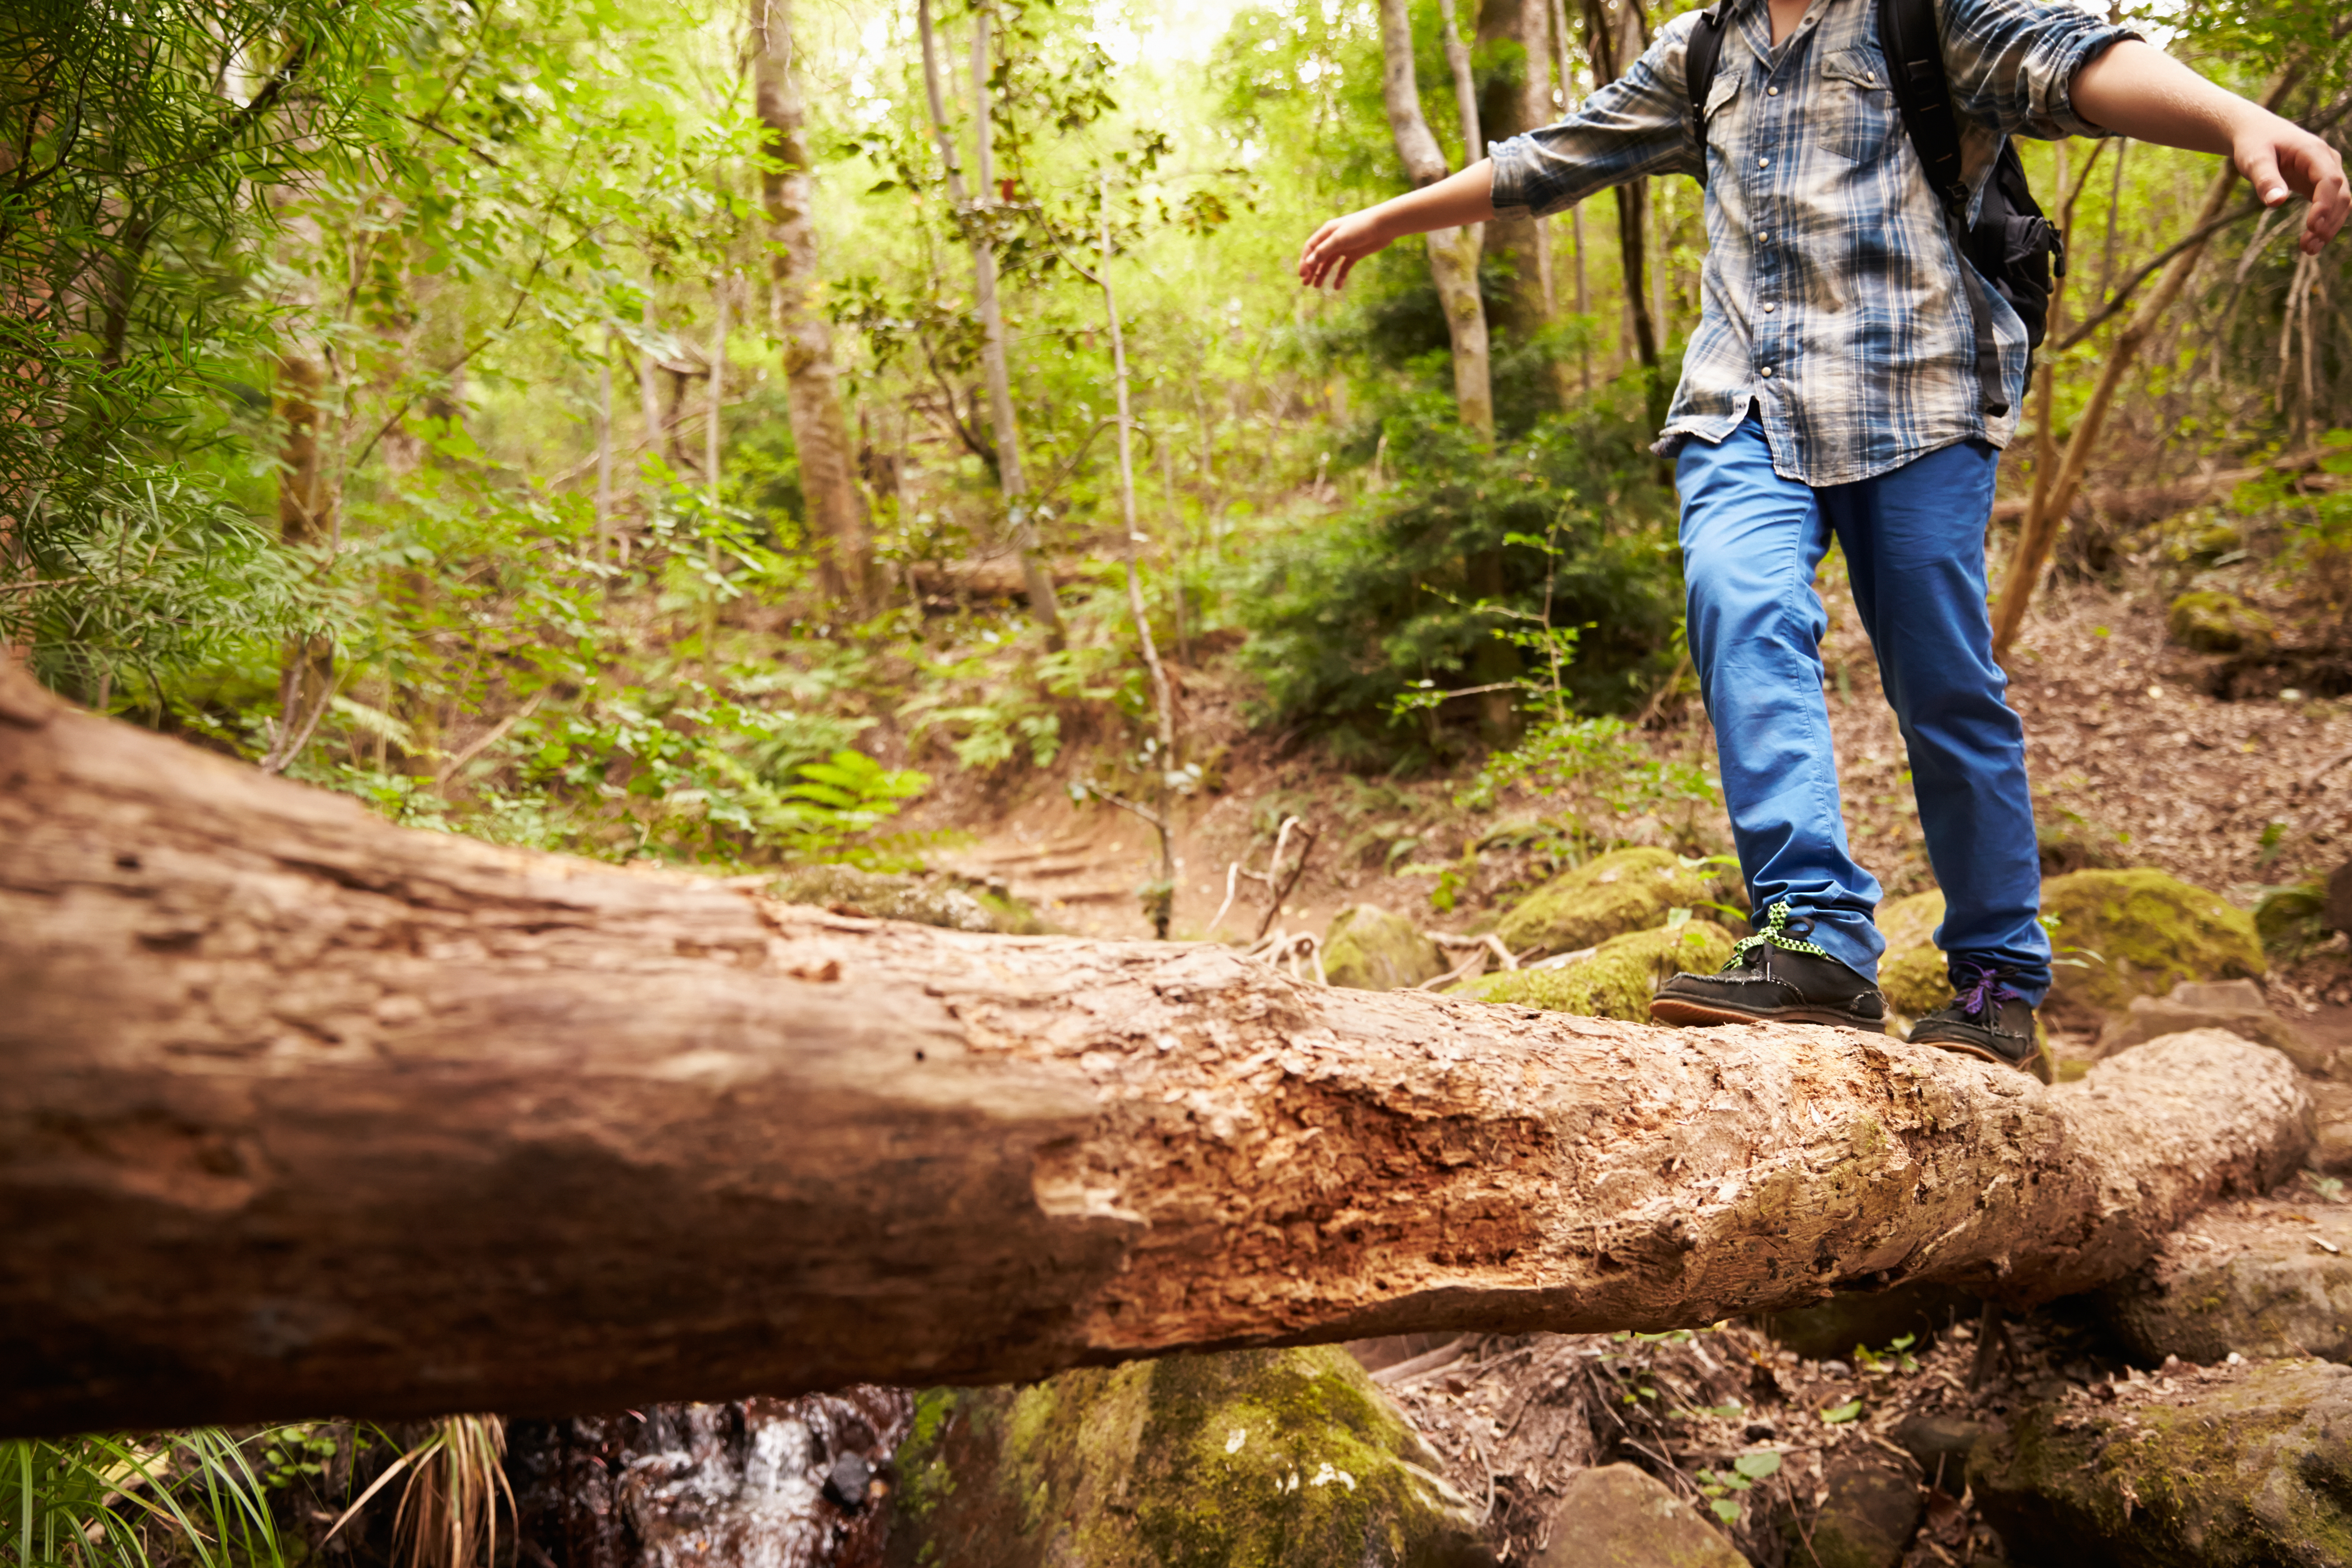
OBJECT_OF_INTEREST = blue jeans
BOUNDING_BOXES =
[1675,415,2053,1004]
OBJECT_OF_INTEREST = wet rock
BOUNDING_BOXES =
[1532,1464,1744,1568]
[509,1389,911,1568]
[2167,590,2274,655]
[2097,979,2332,1076]
[1322,905,1445,991]
[2039,868,2265,1020]
[2097,1196,2352,1366]
[1892,1412,1993,1492]
[1494,849,1723,962]
[884,1346,1493,1568]
[1784,1452,1921,1568]
[1756,1280,1979,1361]
[823,1451,873,1513]
[1456,921,1734,1021]
[1970,1357,2352,1568]
[769,865,1040,934]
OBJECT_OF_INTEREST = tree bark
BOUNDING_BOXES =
[262,345,335,776]
[750,0,874,610]
[914,0,1062,644]
[0,668,2310,1438]
[1475,0,1559,360]
[1377,0,1494,441]
[1579,0,1662,429]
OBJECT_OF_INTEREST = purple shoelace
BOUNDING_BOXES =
[1953,965,2018,1018]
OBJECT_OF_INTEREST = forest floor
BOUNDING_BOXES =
[901,556,2352,1014]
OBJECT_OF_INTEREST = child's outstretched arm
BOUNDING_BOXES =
[2072,41,2346,254]
[1296,162,1495,292]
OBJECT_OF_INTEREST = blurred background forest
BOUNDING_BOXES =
[8,0,2352,1559]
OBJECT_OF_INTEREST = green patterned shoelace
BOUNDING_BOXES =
[1728,901,1833,966]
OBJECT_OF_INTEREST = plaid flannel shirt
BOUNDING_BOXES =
[1490,0,2135,486]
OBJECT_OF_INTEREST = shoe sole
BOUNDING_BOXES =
[1912,1032,2052,1084]
[1648,997,1886,1034]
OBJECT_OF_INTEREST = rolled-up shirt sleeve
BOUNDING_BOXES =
[1488,11,1703,218]
[1938,0,2140,141]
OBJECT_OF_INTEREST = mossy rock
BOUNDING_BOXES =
[2254,882,2330,961]
[1494,848,1722,961]
[1455,921,1735,1020]
[1757,1278,1980,1361]
[1969,1357,2352,1568]
[2096,1199,2352,1366]
[770,865,1041,934]
[1873,890,1951,1019]
[2040,868,2264,1019]
[885,1348,1492,1568]
[2167,590,2274,654]
[1323,905,1445,991]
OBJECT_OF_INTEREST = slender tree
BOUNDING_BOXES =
[1376,0,1494,439]
[1580,0,1662,428]
[915,0,1063,642]
[750,0,874,610]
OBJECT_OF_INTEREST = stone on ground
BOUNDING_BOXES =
[884,1347,1493,1568]
[1970,1357,2352,1568]
[2039,867,2265,1019]
[2096,1196,2352,1366]
[1533,1464,1744,1568]
[1322,904,1446,990]
[1493,848,1722,961]
[2312,1082,2352,1176]
[1455,921,1734,1020]
[2166,589,2274,654]
[1784,1452,1922,1568]
[2097,978,2333,1076]
[769,864,1040,933]
[1874,889,1951,1019]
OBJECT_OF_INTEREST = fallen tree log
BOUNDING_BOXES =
[0,665,2311,1438]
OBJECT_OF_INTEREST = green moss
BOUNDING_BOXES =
[1493,847,1722,960]
[1321,905,1444,991]
[2041,867,2265,1017]
[1970,1359,2352,1567]
[1877,946,1950,1018]
[884,1349,1487,1568]
[2167,589,2274,654]
[1455,920,1734,1019]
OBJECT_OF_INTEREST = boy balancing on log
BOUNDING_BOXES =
[1299,0,2345,1073]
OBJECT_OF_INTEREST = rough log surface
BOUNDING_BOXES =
[0,668,2312,1437]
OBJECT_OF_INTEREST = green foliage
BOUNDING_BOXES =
[1695,1450,1783,1524]
[1,1430,293,1568]
[1240,397,1680,764]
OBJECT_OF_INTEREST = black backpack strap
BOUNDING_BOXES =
[1685,5,1726,186]
[1876,0,2008,415]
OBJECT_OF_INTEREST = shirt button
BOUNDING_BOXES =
[1763,302,1777,313]
[1768,85,1780,95]
[1757,156,1769,167]
[1760,366,1775,377]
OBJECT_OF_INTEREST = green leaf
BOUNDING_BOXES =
[1710,1498,1742,1523]
[1733,1450,1783,1480]
[1820,1399,1862,1425]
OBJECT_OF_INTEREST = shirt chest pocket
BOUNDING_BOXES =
[1817,48,1898,165]
[1700,70,1743,167]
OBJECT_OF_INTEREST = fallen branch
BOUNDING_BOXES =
[0,666,2312,1438]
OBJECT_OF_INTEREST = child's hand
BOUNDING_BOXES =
[2235,119,2349,255]
[1298,209,1392,291]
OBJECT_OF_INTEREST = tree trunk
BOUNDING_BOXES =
[1475,0,1559,361]
[262,346,335,776]
[1377,0,1494,441]
[750,0,874,610]
[914,0,1063,644]
[0,667,2310,1438]
[1579,0,1663,430]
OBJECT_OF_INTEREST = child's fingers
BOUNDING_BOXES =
[2295,147,2349,252]
[2240,141,2289,208]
